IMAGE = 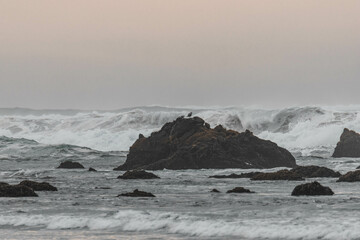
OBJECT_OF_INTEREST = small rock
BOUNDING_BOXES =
[0,184,38,197]
[209,172,261,179]
[337,170,360,182]
[251,169,304,181]
[211,189,220,193]
[226,187,253,193]
[117,170,160,179]
[291,181,334,196]
[118,189,155,197]
[57,161,84,169]
[89,167,97,172]
[20,180,57,191]
[291,165,341,178]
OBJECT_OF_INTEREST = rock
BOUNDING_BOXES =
[57,161,84,169]
[117,170,160,179]
[89,167,97,172]
[332,128,360,158]
[209,172,262,179]
[118,189,155,197]
[226,187,253,193]
[357,166,360,169]
[337,170,360,182]
[114,116,296,170]
[0,184,38,197]
[19,180,57,191]
[0,182,9,187]
[251,169,304,181]
[291,181,334,196]
[211,188,220,193]
[290,165,341,178]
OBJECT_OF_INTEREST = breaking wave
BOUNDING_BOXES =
[0,106,360,156]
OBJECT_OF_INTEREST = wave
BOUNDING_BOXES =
[0,106,359,156]
[0,209,359,239]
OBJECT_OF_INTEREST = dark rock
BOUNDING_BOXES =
[19,180,57,191]
[0,184,38,197]
[57,161,84,169]
[291,181,334,196]
[114,116,296,170]
[226,187,253,193]
[0,182,9,187]
[187,112,192,117]
[118,189,155,197]
[209,172,262,179]
[251,169,304,181]
[117,170,160,179]
[357,166,360,169]
[89,167,97,172]
[211,188,220,193]
[333,128,360,158]
[291,165,341,178]
[337,170,360,182]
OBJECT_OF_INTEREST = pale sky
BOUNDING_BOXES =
[0,0,359,109]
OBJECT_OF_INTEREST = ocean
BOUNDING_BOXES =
[1,106,360,239]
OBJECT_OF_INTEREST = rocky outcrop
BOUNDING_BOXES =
[0,184,38,197]
[117,170,160,179]
[227,187,253,193]
[114,116,296,170]
[337,170,360,182]
[290,166,341,178]
[19,180,57,191]
[251,170,304,181]
[118,189,155,197]
[209,172,261,179]
[333,128,360,158]
[57,161,84,169]
[291,181,334,196]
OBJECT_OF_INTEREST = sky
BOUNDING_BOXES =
[0,0,359,110]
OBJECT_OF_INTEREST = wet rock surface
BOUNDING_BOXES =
[226,187,253,193]
[337,170,360,182]
[291,181,334,196]
[19,180,57,191]
[333,128,360,158]
[57,161,85,169]
[115,116,296,170]
[290,165,341,178]
[118,189,155,197]
[0,184,38,197]
[117,170,160,179]
[209,172,262,179]
[251,169,304,181]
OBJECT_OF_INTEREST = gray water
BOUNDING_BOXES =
[1,137,360,240]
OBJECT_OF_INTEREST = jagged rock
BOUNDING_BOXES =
[291,165,341,178]
[291,181,334,196]
[333,128,360,158]
[251,169,304,181]
[226,187,253,193]
[209,172,262,179]
[0,184,38,197]
[114,116,296,170]
[19,180,57,191]
[57,161,84,169]
[211,188,220,193]
[118,189,155,197]
[117,170,160,179]
[89,167,97,172]
[337,170,360,182]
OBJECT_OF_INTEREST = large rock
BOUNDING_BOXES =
[117,170,160,179]
[118,189,155,197]
[290,165,341,178]
[57,161,84,169]
[251,169,304,181]
[291,181,334,196]
[337,170,360,182]
[0,184,38,197]
[20,180,57,191]
[333,128,360,158]
[114,116,296,170]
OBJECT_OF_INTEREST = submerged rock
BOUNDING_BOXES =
[19,180,57,191]
[211,188,220,193]
[332,128,360,158]
[337,170,360,182]
[291,181,334,196]
[118,189,155,197]
[251,169,304,181]
[226,187,253,193]
[57,161,84,169]
[209,172,262,179]
[290,165,341,178]
[114,116,296,170]
[117,170,160,179]
[0,184,38,197]
[89,167,97,172]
